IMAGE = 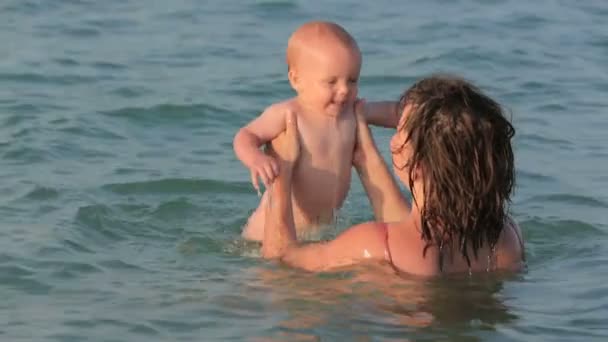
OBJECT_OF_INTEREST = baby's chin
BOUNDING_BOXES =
[323,102,349,116]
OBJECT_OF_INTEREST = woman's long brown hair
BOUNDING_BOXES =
[394,75,515,266]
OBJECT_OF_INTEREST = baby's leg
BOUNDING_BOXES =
[241,191,269,242]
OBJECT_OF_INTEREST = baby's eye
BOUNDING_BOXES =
[348,78,358,84]
[326,79,337,85]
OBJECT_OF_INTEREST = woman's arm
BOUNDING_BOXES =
[354,100,410,222]
[365,101,399,128]
[263,163,388,271]
[260,111,298,259]
[261,157,297,259]
[280,221,388,271]
[261,110,388,271]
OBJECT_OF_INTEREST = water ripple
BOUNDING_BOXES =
[100,103,231,128]
[0,72,97,85]
[178,235,224,255]
[523,194,608,208]
[84,18,139,32]
[103,178,251,195]
[2,1,60,15]
[1,0,607,340]
[517,170,558,183]
[97,259,146,273]
[363,74,418,89]
[23,186,60,201]
[3,147,48,164]
[59,123,127,141]
[62,319,160,337]
[0,263,52,294]
[74,204,127,242]
[62,238,95,254]
[0,264,35,277]
[91,61,128,71]
[523,217,605,240]
[151,198,199,221]
[48,261,102,279]
[60,26,101,38]
[519,133,574,149]
[249,0,300,18]
[109,86,152,99]
[53,57,80,67]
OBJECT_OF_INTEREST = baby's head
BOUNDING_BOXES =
[286,21,361,116]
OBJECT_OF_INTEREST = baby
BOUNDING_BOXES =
[234,21,396,241]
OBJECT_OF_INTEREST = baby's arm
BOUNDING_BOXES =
[365,101,399,128]
[233,104,287,192]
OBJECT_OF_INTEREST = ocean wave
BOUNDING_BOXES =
[23,186,60,201]
[73,199,221,244]
[150,198,200,222]
[178,235,224,255]
[47,261,102,279]
[59,123,127,141]
[522,217,605,239]
[363,74,418,89]
[0,72,97,85]
[2,146,48,164]
[518,133,574,149]
[99,103,231,128]
[74,204,127,242]
[250,0,299,14]
[103,178,251,195]
[522,193,608,209]
[517,170,558,183]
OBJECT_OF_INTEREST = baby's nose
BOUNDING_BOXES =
[336,83,349,96]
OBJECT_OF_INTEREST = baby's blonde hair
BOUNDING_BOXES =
[286,21,359,71]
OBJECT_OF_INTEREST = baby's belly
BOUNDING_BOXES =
[291,165,352,225]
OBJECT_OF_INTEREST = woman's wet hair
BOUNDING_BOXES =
[393,75,515,266]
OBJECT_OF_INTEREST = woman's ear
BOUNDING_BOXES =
[412,162,423,182]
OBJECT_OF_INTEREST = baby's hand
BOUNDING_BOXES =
[249,153,279,195]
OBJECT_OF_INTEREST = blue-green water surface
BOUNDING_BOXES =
[1,0,607,340]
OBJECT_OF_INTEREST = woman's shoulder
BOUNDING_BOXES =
[384,221,443,276]
[496,217,526,271]
[325,221,390,262]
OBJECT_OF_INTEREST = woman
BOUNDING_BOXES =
[262,75,525,276]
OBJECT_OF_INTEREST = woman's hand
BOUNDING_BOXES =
[262,109,299,259]
[268,109,300,170]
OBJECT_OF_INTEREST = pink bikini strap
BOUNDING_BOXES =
[382,223,395,265]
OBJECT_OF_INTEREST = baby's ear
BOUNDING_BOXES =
[288,69,299,90]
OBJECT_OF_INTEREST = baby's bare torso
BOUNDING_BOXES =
[289,108,356,226]
[242,102,356,241]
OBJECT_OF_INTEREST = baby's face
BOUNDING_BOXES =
[295,43,361,117]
